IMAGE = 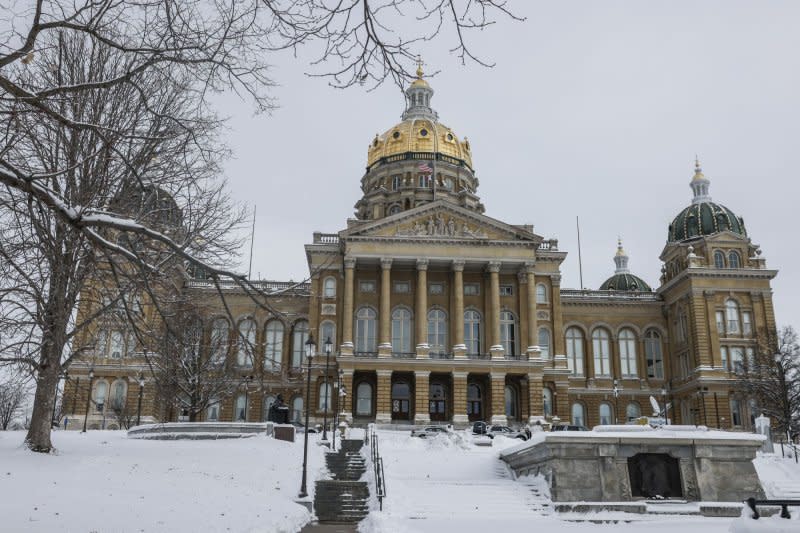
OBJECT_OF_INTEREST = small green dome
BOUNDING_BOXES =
[668,201,746,243]
[600,273,652,292]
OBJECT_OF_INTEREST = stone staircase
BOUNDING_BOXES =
[770,481,800,499]
[314,439,370,523]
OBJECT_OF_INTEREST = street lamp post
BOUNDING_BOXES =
[612,379,621,424]
[136,373,145,426]
[321,337,333,443]
[243,375,253,421]
[298,333,316,499]
[82,367,95,433]
[661,386,669,425]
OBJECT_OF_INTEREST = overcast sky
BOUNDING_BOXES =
[212,1,800,329]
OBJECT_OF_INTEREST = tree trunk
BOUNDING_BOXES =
[25,357,61,452]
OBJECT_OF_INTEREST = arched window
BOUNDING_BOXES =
[500,311,517,356]
[429,382,446,419]
[714,250,726,269]
[391,382,411,419]
[291,396,303,423]
[536,283,548,302]
[263,395,276,422]
[566,327,585,376]
[319,321,336,352]
[571,403,586,427]
[318,381,332,412]
[95,381,107,406]
[355,307,377,353]
[464,310,482,356]
[599,403,613,425]
[391,308,412,354]
[538,328,551,359]
[236,394,247,421]
[427,309,448,356]
[592,328,611,377]
[323,277,336,298]
[210,318,230,363]
[291,320,309,367]
[645,330,664,379]
[728,251,741,269]
[543,388,553,417]
[237,319,256,367]
[618,328,638,377]
[111,381,126,410]
[626,402,641,422]
[206,399,220,421]
[388,204,402,215]
[356,383,373,416]
[504,385,518,419]
[264,320,284,368]
[726,299,740,333]
[184,318,202,362]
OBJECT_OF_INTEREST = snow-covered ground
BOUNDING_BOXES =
[2,427,800,532]
[359,429,800,533]
[0,429,326,532]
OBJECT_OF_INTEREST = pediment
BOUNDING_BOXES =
[342,201,541,243]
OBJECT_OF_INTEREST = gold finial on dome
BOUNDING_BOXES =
[616,237,626,257]
[416,55,424,79]
[692,154,706,181]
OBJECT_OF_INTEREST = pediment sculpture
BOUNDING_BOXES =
[394,213,488,239]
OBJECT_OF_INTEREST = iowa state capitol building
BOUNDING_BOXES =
[64,67,778,431]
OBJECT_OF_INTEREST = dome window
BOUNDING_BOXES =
[392,131,400,139]
[446,133,454,141]
[420,128,428,137]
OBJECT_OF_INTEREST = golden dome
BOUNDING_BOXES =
[367,119,472,169]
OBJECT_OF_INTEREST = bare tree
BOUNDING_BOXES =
[0,1,521,453]
[736,326,800,438]
[0,373,28,430]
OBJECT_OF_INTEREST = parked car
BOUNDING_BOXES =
[486,425,528,440]
[550,424,589,432]
[472,421,488,435]
[411,425,449,438]
[291,421,318,434]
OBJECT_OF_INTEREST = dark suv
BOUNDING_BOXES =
[551,424,589,432]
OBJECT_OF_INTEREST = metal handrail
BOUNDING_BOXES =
[746,496,798,519]
[369,425,387,510]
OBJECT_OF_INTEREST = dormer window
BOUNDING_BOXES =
[728,251,741,268]
[419,128,428,137]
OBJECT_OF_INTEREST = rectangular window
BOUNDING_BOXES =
[393,281,410,294]
[731,399,742,426]
[392,176,402,190]
[359,280,376,293]
[746,347,755,369]
[742,312,752,336]
[731,347,745,374]
[716,311,725,336]
[720,346,729,370]
[464,283,480,296]
[679,352,689,377]
[428,282,444,295]
[499,285,513,296]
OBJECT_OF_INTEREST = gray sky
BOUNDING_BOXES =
[214,1,800,329]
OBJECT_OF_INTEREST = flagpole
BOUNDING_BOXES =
[576,216,584,290]
[432,153,437,201]
[247,205,256,280]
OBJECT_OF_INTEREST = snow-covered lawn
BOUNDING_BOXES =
[0,430,326,533]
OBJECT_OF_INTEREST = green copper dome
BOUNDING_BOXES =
[668,201,746,243]
[600,273,652,292]
[667,160,747,243]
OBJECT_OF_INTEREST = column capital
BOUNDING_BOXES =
[344,256,357,269]
[376,369,393,378]
[490,371,506,380]
[452,371,469,379]
[550,274,562,287]
[381,257,393,269]
[451,259,465,272]
[523,261,536,274]
[416,258,429,271]
[414,370,431,378]
[517,270,528,284]
[486,261,501,273]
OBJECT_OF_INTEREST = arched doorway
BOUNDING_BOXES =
[429,381,447,421]
[467,383,483,421]
[391,381,411,420]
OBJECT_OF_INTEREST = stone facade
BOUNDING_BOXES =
[62,70,778,432]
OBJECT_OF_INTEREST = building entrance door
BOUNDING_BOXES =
[467,383,482,421]
[391,381,411,420]
[429,381,447,421]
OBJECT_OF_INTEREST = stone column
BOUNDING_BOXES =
[551,275,566,361]
[452,260,466,358]
[490,372,507,425]
[487,261,504,359]
[339,370,354,423]
[375,370,392,424]
[527,373,544,422]
[452,372,469,425]
[415,259,430,358]
[414,370,431,424]
[525,263,540,358]
[341,257,356,355]
[378,258,393,358]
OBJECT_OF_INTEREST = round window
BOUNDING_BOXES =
[447,133,454,141]
[420,129,428,137]
[393,131,400,139]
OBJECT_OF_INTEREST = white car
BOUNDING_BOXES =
[486,425,528,440]
[411,425,449,438]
